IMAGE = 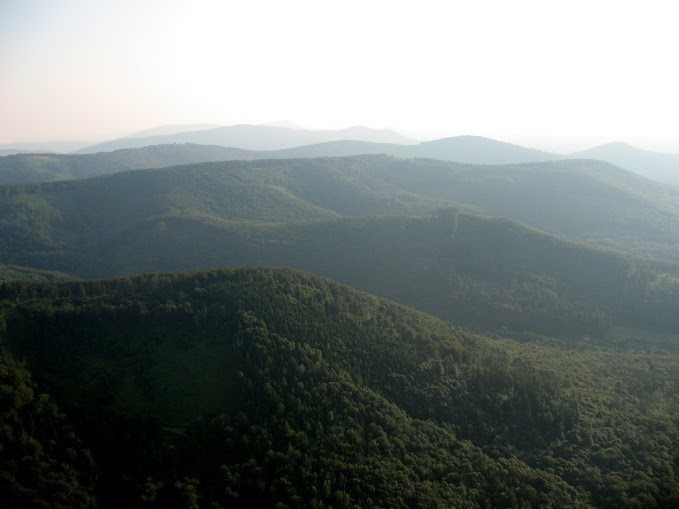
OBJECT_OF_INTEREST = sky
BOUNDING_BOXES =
[1,0,678,152]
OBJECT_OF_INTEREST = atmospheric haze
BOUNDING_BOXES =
[1,0,678,152]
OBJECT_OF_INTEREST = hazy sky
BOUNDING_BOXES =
[1,0,678,150]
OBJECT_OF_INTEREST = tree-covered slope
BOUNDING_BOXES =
[411,136,558,164]
[4,154,679,262]
[363,156,679,261]
[0,136,558,186]
[1,155,679,340]
[0,268,676,507]
[0,264,71,282]
[2,163,679,338]
[0,144,258,184]
[0,162,353,271]
[0,157,459,272]
[569,142,679,187]
[0,349,96,508]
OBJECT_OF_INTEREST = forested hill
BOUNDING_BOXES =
[269,135,559,164]
[568,142,679,187]
[1,136,557,185]
[3,154,678,261]
[1,267,676,507]
[1,155,679,338]
[2,175,679,340]
[0,264,71,282]
[362,156,679,261]
[0,137,549,186]
[0,144,257,184]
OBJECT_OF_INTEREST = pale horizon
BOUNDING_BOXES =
[2,0,678,153]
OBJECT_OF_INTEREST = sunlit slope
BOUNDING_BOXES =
[0,264,72,282]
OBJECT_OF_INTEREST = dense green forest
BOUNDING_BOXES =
[1,267,676,507]
[2,155,679,262]
[2,156,679,333]
[0,264,71,282]
[2,169,679,338]
[1,153,678,507]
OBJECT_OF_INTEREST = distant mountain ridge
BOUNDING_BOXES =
[0,139,97,154]
[3,154,679,262]
[2,154,679,338]
[123,123,221,138]
[272,135,559,163]
[9,123,678,189]
[413,136,558,163]
[76,123,418,153]
[1,136,561,186]
[567,141,679,186]
[0,144,258,184]
[5,124,679,188]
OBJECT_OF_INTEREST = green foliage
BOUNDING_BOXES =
[0,348,96,508]
[0,267,676,507]
[0,144,256,185]
[1,151,679,508]
[0,264,71,282]
[0,155,678,340]
[1,208,679,337]
[4,153,679,261]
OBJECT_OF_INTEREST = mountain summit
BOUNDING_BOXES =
[76,124,417,153]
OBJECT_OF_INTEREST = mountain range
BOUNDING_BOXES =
[2,155,679,342]
[4,123,678,188]
[0,171,676,506]
[3,154,678,262]
[1,124,678,508]
[0,139,98,155]
[0,137,555,185]
[76,124,418,153]
[570,142,679,186]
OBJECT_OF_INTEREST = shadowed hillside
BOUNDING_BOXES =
[1,156,679,339]
[2,175,678,339]
[1,267,676,507]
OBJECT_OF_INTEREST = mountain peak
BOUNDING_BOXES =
[416,135,558,164]
[123,123,222,139]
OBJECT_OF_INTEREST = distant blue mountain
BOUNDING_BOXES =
[568,142,679,186]
[77,124,418,153]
